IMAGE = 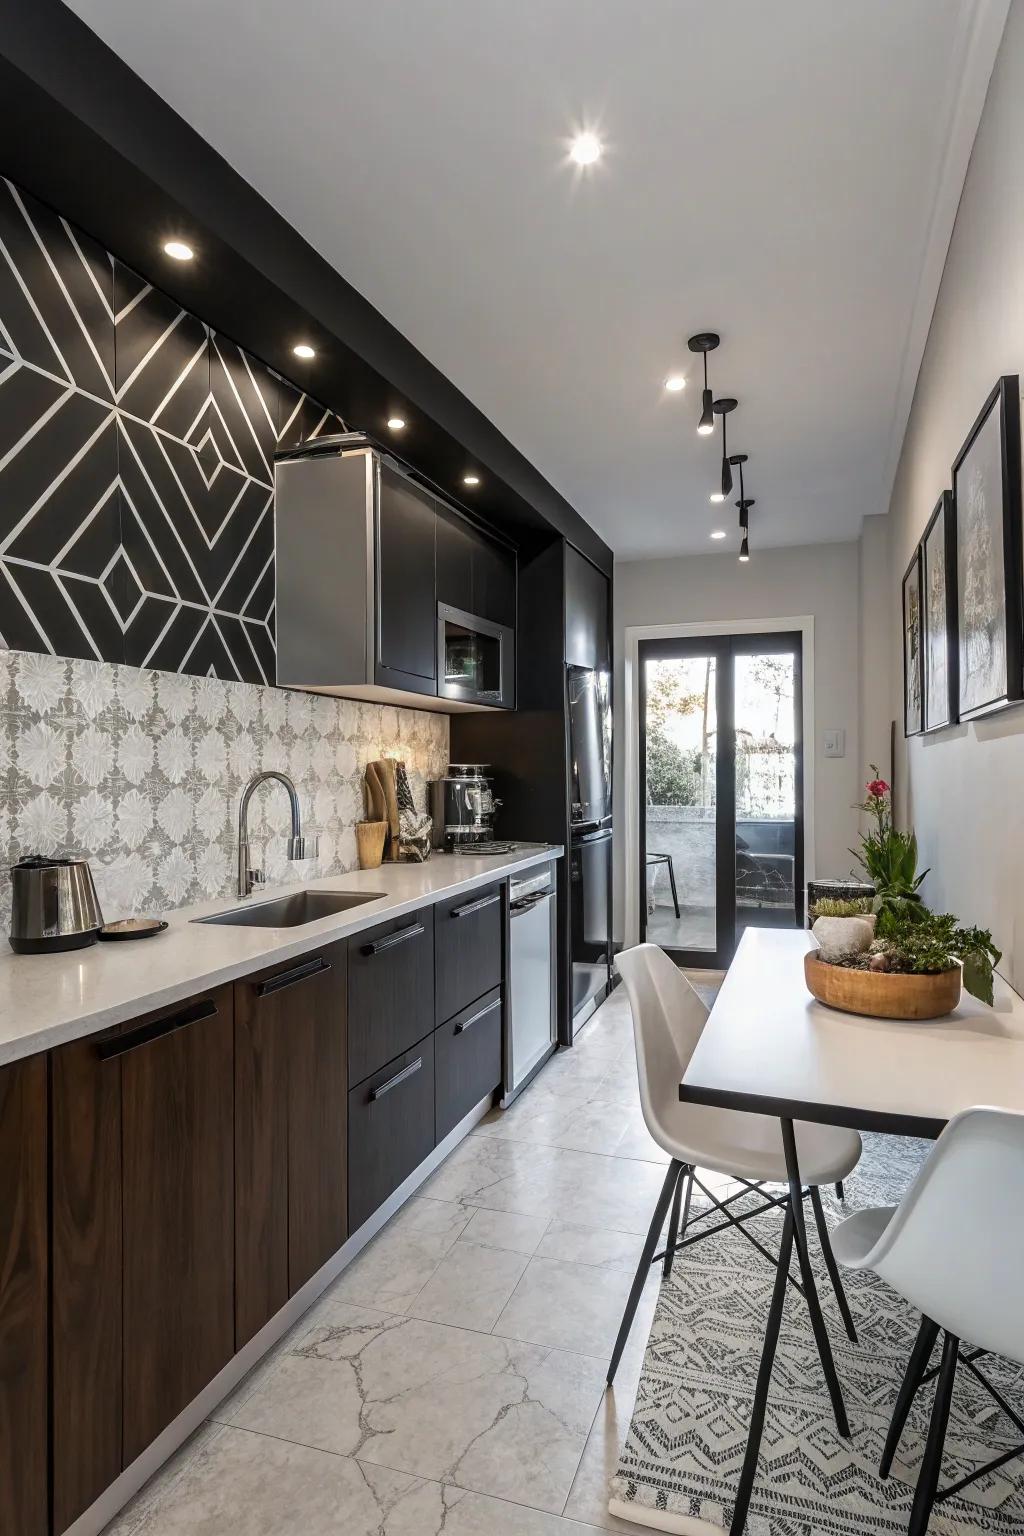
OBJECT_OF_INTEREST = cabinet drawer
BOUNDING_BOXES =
[434,882,503,1024]
[348,1035,435,1232]
[348,908,434,1086]
[435,987,502,1143]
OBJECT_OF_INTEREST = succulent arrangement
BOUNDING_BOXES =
[809,770,1001,1005]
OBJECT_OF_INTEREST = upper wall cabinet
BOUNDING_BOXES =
[275,446,516,710]
[564,543,610,670]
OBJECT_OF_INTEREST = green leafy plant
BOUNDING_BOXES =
[809,897,873,920]
[850,768,928,904]
[841,906,1002,1004]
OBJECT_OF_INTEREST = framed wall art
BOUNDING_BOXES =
[902,546,924,737]
[922,490,957,731]
[951,375,1023,721]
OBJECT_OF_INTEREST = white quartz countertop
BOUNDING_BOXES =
[0,847,562,1066]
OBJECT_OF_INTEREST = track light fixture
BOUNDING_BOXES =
[739,534,750,562]
[736,496,755,530]
[711,398,737,501]
[687,332,720,435]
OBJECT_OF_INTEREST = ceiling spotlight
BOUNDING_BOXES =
[710,530,727,540]
[570,132,602,166]
[292,343,315,360]
[713,398,737,500]
[163,240,194,261]
[688,332,720,435]
[709,491,726,504]
[664,374,686,393]
[463,473,480,487]
[739,534,750,562]
[387,417,406,431]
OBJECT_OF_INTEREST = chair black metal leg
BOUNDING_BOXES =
[835,1181,845,1201]
[607,1157,682,1386]
[809,1185,858,1343]
[663,1164,693,1279]
[908,1332,959,1536]
[780,1119,850,1438]
[880,1314,939,1479]
[730,1204,795,1536]
[666,855,681,919]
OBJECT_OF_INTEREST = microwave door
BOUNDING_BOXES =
[568,666,611,826]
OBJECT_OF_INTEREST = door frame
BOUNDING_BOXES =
[623,616,815,951]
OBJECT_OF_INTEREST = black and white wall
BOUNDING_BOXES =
[0,174,344,685]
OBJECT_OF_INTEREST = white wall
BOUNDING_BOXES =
[613,540,863,939]
[887,3,1024,989]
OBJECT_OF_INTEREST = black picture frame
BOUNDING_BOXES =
[921,490,957,732]
[951,376,1023,721]
[902,547,924,737]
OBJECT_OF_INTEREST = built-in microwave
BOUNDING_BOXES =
[437,603,514,709]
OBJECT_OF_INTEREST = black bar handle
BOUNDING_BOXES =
[98,999,218,1060]
[371,1056,422,1100]
[255,956,331,997]
[361,921,425,956]
[454,997,502,1034]
[451,892,500,919]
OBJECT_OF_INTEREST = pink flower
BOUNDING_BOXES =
[867,778,889,798]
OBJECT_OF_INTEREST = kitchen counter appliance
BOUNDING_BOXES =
[504,863,557,1103]
[567,665,613,1027]
[10,855,103,953]
[429,764,502,850]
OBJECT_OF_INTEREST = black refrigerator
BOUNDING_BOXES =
[567,665,613,1029]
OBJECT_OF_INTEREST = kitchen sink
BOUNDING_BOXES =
[194,890,386,928]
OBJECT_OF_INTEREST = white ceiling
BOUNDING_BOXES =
[69,0,1004,559]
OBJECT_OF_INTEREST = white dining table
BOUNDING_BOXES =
[677,926,1024,1535]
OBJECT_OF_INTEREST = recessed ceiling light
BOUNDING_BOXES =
[570,132,602,166]
[664,375,686,392]
[710,530,726,540]
[292,343,316,360]
[387,417,406,431]
[709,491,726,504]
[163,240,194,261]
[463,473,481,487]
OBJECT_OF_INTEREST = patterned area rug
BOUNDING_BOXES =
[611,1134,1024,1534]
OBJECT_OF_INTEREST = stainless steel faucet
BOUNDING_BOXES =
[237,770,318,897]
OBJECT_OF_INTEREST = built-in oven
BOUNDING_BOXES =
[437,603,514,709]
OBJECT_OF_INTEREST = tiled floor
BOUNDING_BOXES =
[103,981,720,1536]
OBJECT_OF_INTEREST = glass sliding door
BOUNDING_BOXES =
[638,632,803,968]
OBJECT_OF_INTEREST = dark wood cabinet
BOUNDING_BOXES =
[376,462,437,688]
[348,1034,436,1231]
[348,907,434,1085]
[434,986,502,1142]
[120,987,235,1465]
[565,542,610,670]
[0,1055,48,1536]
[52,1027,123,1533]
[435,881,504,1024]
[286,952,349,1295]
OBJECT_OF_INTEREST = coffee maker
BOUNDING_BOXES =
[429,765,501,850]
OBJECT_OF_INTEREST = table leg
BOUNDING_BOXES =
[780,1117,850,1438]
[729,1203,795,1535]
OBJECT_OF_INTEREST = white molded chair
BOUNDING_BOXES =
[834,1105,1024,1535]
[609,943,862,1388]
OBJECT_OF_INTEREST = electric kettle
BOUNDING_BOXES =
[9,856,104,953]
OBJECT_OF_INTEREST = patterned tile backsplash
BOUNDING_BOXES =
[0,649,449,930]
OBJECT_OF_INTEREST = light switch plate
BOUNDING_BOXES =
[823,728,845,758]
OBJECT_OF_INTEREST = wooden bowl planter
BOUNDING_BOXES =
[804,952,961,1021]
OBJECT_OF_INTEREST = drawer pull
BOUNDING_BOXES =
[371,1056,423,1100]
[362,921,425,956]
[451,892,500,920]
[455,998,502,1034]
[98,999,218,1060]
[255,956,331,997]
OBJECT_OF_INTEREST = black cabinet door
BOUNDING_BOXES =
[376,463,437,687]
[348,908,434,1085]
[287,948,349,1296]
[348,1035,435,1231]
[564,543,610,670]
[434,987,502,1142]
[473,536,516,628]
[436,505,474,612]
[435,881,504,1024]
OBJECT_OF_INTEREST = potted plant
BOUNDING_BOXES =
[851,770,928,916]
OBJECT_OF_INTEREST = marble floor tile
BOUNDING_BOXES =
[535,1220,646,1274]
[230,1304,606,1515]
[405,1240,530,1330]
[459,1206,550,1255]
[314,1196,472,1315]
[492,1255,648,1358]
[486,1098,635,1157]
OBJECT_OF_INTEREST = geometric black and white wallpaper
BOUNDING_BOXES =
[0,175,345,685]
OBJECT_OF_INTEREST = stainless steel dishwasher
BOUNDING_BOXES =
[503,864,557,1105]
